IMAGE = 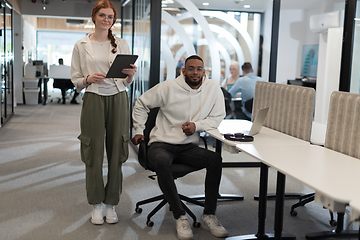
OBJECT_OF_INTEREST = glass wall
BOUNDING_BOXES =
[0,0,13,126]
[128,0,263,107]
[161,4,262,84]
[37,31,86,66]
[350,0,360,93]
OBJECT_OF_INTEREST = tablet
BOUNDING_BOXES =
[106,54,138,78]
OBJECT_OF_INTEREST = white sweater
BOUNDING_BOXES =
[133,74,226,145]
[71,35,132,93]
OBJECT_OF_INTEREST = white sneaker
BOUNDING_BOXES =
[201,214,228,238]
[91,204,104,225]
[105,205,118,224]
[176,215,193,240]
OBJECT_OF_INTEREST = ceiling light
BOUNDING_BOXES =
[203,2,209,6]
[244,4,250,8]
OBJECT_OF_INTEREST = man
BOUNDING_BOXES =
[229,62,265,120]
[55,58,79,104]
[131,55,228,240]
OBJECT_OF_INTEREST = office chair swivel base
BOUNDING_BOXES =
[289,193,337,227]
[226,233,296,240]
[135,194,203,228]
[189,193,244,202]
[290,193,315,217]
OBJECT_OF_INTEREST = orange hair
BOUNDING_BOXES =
[91,0,118,54]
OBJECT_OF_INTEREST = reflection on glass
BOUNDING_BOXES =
[350,1,360,93]
[0,3,4,122]
[161,1,261,84]
[128,0,151,105]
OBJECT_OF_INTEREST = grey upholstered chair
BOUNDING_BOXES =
[252,81,315,141]
[306,91,360,238]
[252,82,317,213]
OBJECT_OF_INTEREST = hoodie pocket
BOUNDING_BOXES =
[119,133,130,164]
[78,134,93,166]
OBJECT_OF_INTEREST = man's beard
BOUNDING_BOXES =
[184,74,202,88]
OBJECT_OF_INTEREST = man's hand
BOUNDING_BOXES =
[181,122,196,136]
[131,134,144,145]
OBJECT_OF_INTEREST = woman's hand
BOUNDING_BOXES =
[122,64,137,77]
[88,73,106,84]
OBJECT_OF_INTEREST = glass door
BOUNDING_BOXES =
[0,0,13,126]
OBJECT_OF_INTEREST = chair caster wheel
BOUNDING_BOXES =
[147,220,154,227]
[290,210,297,217]
[135,207,142,213]
[330,220,337,227]
[193,222,201,228]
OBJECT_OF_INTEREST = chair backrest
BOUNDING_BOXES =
[137,107,202,178]
[252,81,315,141]
[138,108,159,170]
[221,87,232,116]
[325,91,360,158]
[244,98,253,113]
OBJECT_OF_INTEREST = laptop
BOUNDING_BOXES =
[242,107,269,136]
[218,107,269,137]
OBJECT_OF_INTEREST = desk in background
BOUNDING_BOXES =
[287,78,316,89]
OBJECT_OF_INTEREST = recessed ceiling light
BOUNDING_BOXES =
[203,2,210,6]
[244,4,250,8]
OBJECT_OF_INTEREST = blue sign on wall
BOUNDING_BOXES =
[301,44,319,78]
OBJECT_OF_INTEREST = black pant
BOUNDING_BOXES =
[147,142,222,219]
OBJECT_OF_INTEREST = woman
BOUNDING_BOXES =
[221,61,240,91]
[71,0,137,225]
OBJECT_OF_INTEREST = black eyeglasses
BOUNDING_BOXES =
[187,67,204,72]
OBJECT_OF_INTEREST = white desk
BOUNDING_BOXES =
[207,120,360,239]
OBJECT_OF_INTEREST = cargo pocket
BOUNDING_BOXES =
[119,133,130,163]
[78,134,93,166]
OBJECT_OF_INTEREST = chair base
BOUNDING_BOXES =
[254,193,304,201]
[135,193,204,227]
[189,193,244,202]
[226,233,296,240]
[306,230,359,239]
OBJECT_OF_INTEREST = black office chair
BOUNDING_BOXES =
[221,87,233,117]
[134,108,205,228]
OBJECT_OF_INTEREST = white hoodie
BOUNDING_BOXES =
[132,74,226,145]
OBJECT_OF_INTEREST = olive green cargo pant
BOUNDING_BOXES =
[78,91,130,205]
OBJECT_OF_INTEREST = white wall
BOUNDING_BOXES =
[261,0,345,85]
[276,9,306,84]
[23,16,37,64]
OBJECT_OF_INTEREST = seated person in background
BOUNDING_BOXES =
[54,58,79,104]
[220,61,240,91]
[229,62,265,120]
[131,55,228,240]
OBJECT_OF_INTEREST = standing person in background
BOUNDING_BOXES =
[220,61,241,91]
[71,0,137,225]
[229,62,265,120]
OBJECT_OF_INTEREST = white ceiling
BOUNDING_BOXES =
[163,0,345,12]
